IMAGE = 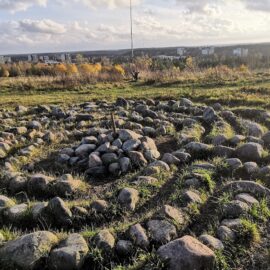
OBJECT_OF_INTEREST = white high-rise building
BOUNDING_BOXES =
[201,47,215,56]
[233,48,249,57]
[0,55,5,64]
[177,48,186,56]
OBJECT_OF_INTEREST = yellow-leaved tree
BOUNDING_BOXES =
[79,63,102,74]
[55,63,67,75]
[66,64,78,75]
[114,64,125,76]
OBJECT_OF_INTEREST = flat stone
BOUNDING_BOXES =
[217,226,236,242]
[221,218,242,230]
[183,190,202,204]
[199,234,224,250]
[162,205,185,225]
[235,193,259,205]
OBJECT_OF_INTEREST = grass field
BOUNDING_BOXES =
[1,75,270,109]
[1,74,270,269]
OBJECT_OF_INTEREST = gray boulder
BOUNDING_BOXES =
[236,143,264,162]
[199,234,224,250]
[128,151,148,167]
[203,107,218,124]
[47,197,72,226]
[49,234,89,270]
[88,153,103,168]
[4,203,28,223]
[217,226,236,242]
[157,235,215,270]
[122,139,141,152]
[118,129,141,142]
[223,200,249,218]
[0,231,58,270]
[235,193,259,205]
[119,157,131,173]
[27,174,52,197]
[116,240,133,256]
[129,224,149,249]
[162,153,180,166]
[94,230,115,253]
[147,220,177,244]
[118,188,139,211]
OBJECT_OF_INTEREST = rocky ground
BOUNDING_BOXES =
[0,97,269,270]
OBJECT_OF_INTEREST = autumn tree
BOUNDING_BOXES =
[55,63,68,75]
[66,64,78,75]
[0,66,9,77]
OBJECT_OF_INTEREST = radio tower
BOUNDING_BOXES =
[130,0,134,60]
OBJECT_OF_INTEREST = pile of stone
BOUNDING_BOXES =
[58,129,160,177]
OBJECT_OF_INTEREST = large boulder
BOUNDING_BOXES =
[157,235,215,270]
[236,143,264,162]
[0,231,58,270]
[49,234,89,270]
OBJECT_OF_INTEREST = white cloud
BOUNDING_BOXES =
[0,0,47,12]
[0,0,270,53]
[19,19,66,34]
[242,0,270,12]
[74,0,141,9]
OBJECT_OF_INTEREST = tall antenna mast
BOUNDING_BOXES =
[130,0,134,60]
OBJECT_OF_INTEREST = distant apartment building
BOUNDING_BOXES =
[56,53,71,62]
[5,56,12,63]
[201,47,215,56]
[0,55,5,64]
[177,48,186,56]
[233,48,249,57]
[0,56,12,64]
[28,54,39,63]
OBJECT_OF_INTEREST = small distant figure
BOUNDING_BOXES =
[131,70,140,81]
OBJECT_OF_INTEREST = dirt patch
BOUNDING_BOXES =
[155,135,179,155]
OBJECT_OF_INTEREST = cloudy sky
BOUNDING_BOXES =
[0,0,270,54]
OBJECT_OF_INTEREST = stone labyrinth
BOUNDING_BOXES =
[0,97,269,269]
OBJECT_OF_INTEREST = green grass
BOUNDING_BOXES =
[249,198,270,223]
[2,76,270,109]
[239,219,261,244]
